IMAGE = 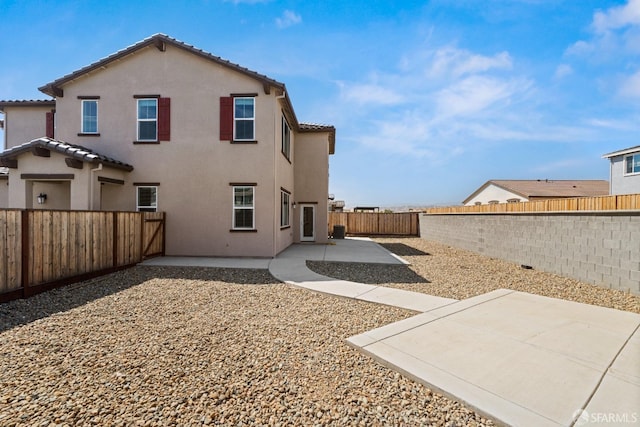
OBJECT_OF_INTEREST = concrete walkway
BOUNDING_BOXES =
[142,238,640,426]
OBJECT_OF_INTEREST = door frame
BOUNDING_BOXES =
[300,204,316,242]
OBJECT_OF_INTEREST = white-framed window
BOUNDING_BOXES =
[137,98,158,141]
[81,100,98,133]
[281,115,291,159]
[234,97,255,141]
[625,153,640,175]
[233,186,254,229]
[281,190,290,227]
[136,186,158,212]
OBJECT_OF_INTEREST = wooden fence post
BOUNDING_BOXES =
[112,211,118,268]
[21,210,30,298]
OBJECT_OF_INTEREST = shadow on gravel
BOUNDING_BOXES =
[306,261,430,285]
[0,266,280,334]
[378,243,430,256]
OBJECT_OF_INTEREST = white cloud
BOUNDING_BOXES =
[330,45,544,159]
[567,0,640,58]
[429,47,512,78]
[592,0,640,34]
[338,82,404,106]
[275,10,301,29]
[619,69,640,98]
[435,75,528,119]
[554,64,573,79]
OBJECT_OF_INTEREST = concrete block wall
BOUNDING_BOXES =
[420,212,640,295]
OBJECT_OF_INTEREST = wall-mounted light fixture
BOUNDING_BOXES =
[37,193,47,204]
[292,201,297,209]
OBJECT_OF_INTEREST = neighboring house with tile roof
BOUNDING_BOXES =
[0,34,336,257]
[602,145,640,196]
[463,179,610,206]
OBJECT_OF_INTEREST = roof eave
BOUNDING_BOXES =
[602,145,640,158]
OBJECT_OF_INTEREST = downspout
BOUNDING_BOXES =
[89,163,103,211]
[274,90,286,257]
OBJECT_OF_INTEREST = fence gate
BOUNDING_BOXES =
[142,212,166,259]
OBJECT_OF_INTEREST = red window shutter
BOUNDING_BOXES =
[158,97,171,141]
[220,96,233,141]
[45,111,54,138]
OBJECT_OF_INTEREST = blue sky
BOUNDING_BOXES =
[1,0,639,207]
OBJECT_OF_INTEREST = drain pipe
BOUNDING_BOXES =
[89,163,103,210]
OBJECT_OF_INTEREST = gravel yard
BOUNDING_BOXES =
[309,237,640,314]
[1,264,491,426]
[2,237,637,426]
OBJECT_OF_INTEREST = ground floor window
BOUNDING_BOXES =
[137,186,158,212]
[281,190,290,227]
[233,186,254,229]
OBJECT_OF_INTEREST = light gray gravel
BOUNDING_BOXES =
[309,238,639,314]
[3,237,635,426]
[1,265,492,426]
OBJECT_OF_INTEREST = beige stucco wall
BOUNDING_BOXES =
[3,106,52,149]
[3,43,332,257]
[46,43,329,257]
[294,132,330,244]
[4,151,129,211]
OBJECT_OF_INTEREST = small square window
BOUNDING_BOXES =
[137,186,157,212]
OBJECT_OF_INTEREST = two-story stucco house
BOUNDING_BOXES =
[0,34,335,257]
[602,146,640,195]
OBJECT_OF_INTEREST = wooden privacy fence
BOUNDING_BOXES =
[0,210,165,303]
[426,193,640,214]
[329,212,420,236]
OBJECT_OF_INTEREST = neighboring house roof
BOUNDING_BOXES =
[0,137,134,171]
[0,100,56,111]
[463,179,610,204]
[602,145,640,158]
[300,123,336,154]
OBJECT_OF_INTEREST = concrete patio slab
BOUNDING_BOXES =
[347,289,640,427]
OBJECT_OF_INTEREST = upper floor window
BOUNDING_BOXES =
[234,97,255,141]
[233,186,255,229]
[625,153,640,175]
[137,186,158,212]
[81,100,98,134]
[137,99,158,141]
[282,115,291,160]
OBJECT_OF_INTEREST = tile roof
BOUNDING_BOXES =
[0,137,133,171]
[464,179,610,204]
[492,180,609,198]
[0,100,56,111]
[38,33,285,98]
[299,122,336,154]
